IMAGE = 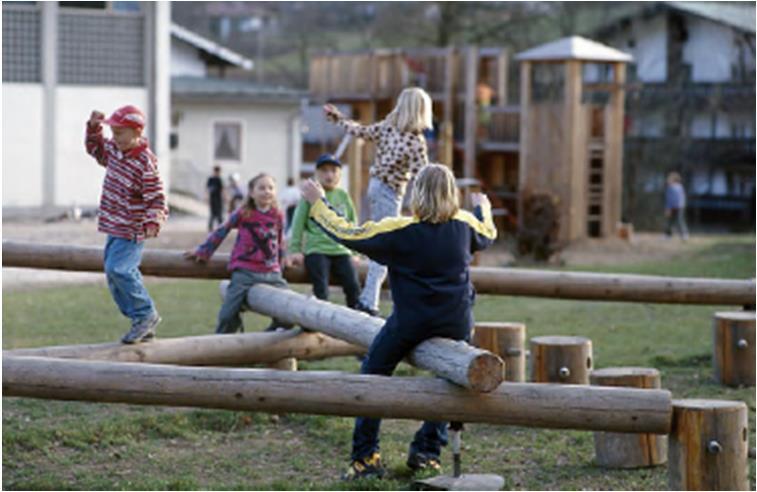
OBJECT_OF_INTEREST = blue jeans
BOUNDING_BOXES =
[359,178,402,311]
[351,312,472,461]
[103,235,156,323]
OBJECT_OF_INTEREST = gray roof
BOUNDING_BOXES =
[171,76,305,104]
[665,1,755,33]
[516,36,633,62]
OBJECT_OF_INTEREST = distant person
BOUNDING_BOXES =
[664,171,689,241]
[85,105,167,344]
[185,174,293,334]
[324,87,432,316]
[227,172,244,213]
[476,80,493,138]
[206,165,225,231]
[289,154,360,308]
[279,177,301,232]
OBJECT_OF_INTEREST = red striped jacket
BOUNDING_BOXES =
[85,122,167,241]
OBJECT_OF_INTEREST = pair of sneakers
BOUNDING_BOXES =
[342,451,441,481]
[121,312,161,344]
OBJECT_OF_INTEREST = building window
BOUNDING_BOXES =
[214,122,242,162]
[2,4,42,83]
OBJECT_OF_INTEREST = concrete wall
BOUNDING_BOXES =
[171,100,301,198]
[2,85,45,207]
[54,88,150,207]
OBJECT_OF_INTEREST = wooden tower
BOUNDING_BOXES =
[516,36,632,241]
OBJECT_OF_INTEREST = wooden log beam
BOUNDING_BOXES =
[3,241,754,305]
[4,330,364,366]
[2,355,673,434]
[226,283,504,393]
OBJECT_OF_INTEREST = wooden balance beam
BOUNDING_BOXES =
[2,355,672,434]
[223,283,504,392]
[4,330,364,365]
[3,240,753,305]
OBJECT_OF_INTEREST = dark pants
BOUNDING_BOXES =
[304,254,360,309]
[665,208,689,238]
[351,310,473,461]
[209,203,224,232]
[217,269,290,334]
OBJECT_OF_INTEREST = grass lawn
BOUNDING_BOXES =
[3,234,755,490]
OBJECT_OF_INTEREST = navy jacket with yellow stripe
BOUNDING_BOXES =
[308,199,497,332]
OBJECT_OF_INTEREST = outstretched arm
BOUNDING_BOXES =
[85,111,107,167]
[185,210,241,262]
[323,104,381,142]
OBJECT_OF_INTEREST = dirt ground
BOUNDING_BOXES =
[2,215,697,291]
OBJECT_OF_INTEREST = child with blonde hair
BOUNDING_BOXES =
[301,163,497,480]
[324,87,432,315]
[185,173,293,334]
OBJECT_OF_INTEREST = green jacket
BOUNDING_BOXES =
[289,187,356,256]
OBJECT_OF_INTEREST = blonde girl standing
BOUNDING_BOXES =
[324,87,432,315]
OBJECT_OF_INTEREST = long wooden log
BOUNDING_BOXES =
[4,330,364,365]
[2,355,673,433]
[228,283,504,392]
[4,241,753,305]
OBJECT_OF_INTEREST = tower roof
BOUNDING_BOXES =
[515,36,633,63]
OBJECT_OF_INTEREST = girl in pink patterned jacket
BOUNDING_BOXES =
[185,173,293,333]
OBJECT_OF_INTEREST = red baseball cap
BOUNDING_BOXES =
[104,105,145,129]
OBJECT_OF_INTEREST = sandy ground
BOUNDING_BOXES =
[3,215,697,291]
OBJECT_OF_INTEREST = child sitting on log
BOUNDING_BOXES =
[300,163,497,480]
[185,173,293,334]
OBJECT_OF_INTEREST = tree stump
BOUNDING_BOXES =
[713,311,755,387]
[669,399,749,491]
[473,322,526,382]
[590,367,667,468]
[530,336,592,384]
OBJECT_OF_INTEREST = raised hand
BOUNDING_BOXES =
[88,110,105,127]
[301,178,325,205]
[470,192,490,209]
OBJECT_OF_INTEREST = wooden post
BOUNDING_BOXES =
[591,367,667,468]
[530,336,593,384]
[517,61,531,233]
[496,48,508,105]
[3,355,673,433]
[347,137,364,218]
[473,322,526,382]
[668,399,749,490]
[4,241,755,305]
[5,330,363,365]
[713,311,755,387]
[221,283,505,393]
[463,46,479,178]
[439,46,456,168]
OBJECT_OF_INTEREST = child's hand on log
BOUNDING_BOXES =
[183,251,206,264]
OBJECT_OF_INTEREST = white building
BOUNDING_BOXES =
[2,2,171,212]
[595,1,755,228]
[169,23,303,200]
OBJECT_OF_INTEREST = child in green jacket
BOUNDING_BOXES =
[289,154,361,309]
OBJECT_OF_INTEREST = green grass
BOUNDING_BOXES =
[3,235,755,490]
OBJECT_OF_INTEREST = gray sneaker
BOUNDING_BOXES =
[121,312,161,344]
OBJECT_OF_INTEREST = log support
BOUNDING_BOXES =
[591,367,668,468]
[713,311,755,387]
[530,336,592,384]
[473,322,526,382]
[668,399,749,490]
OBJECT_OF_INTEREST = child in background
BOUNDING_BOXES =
[227,173,245,214]
[185,174,293,334]
[301,164,497,480]
[85,105,167,344]
[324,87,432,315]
[206,165,225,231]
[289,153,360,308]
[664,171,689,241]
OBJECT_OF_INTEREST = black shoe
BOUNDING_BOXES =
[341,452,385,480]
[264,320,295,332]
[406,451,442,472]
[353,301,379,317]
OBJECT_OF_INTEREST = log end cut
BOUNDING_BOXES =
[466,352,506,392]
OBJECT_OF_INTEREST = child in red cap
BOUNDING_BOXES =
[86,105,168,344]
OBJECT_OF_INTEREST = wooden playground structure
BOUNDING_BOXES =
[3,240,755,490]
[309,36,632,242]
